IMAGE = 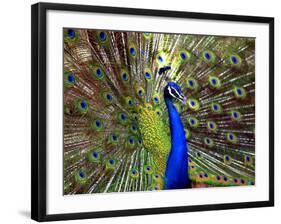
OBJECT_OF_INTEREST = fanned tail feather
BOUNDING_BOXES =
[63,28,255,194]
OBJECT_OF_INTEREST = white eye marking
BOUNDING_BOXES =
[168,86,178,99]
[168,86,186,104]
[168,86,183,99]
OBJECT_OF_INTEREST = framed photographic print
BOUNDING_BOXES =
[31,2,274,222]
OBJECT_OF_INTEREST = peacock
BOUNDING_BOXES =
[63,28,255,194]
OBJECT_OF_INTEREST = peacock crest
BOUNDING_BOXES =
[63,28,255,194]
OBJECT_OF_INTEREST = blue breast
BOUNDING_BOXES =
[164,98,189,189]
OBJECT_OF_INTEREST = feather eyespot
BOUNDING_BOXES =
[145,72,151,79]
[67,29,75,39]
[229,54,242,66]
[97,31,108,43]
[202,50,216,63]
[67,74,75,83]
[99,32,106,41]
[80,101,87,109]
[129,47,136,56]
[233,86,247,99]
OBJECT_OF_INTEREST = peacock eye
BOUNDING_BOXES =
[233,86,247,99]
[99,32,106,41]
[107,94,112,100]
[67,74,75,83]
[97,31,109,43]
[67,29,75,39]
[96,68,102,77]
[231,55,238,64]
[180,52,186,59]
[99,32,104,39]
[122,73,128,81]
[171,89,177,96]
[145,72,151,79]
[204,52,211,60]
[92,152,99,158]
[79,171,86,178]
[80,101,87,109]
[130,47,136,56]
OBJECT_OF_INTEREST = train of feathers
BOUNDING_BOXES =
[63,28,255,194]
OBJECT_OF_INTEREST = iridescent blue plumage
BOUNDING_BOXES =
[164,82,190,189]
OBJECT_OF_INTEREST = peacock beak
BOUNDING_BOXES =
[178,94,187,105]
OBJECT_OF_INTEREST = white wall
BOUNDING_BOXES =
[0,0,279,223]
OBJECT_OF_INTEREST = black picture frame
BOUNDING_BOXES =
[31,2,274,222]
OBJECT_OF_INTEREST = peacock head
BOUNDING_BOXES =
[164,82,186,104]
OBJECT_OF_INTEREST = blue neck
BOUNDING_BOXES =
[164,98,189,189]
